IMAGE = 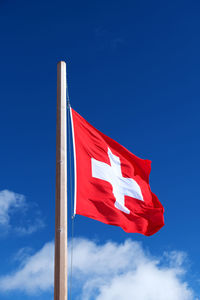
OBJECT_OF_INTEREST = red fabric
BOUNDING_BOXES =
[71,108,164,236]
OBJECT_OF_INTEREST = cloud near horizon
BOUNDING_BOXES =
[0,238,196,300]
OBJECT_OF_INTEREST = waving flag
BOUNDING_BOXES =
[70,108,164,236]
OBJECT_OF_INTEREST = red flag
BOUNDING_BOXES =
[70,108,164,236]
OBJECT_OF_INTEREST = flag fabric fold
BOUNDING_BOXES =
[70,108,164,236]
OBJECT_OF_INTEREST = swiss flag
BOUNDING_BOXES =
[70,108,164,236]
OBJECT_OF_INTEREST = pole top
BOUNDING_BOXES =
[57,61,66,65]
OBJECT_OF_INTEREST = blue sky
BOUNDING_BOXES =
[0,0,200,299]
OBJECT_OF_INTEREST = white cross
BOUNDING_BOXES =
[91,148,144,214]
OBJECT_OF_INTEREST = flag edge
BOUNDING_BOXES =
[70,107,77,216]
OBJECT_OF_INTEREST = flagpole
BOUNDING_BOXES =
[54,61,68,300]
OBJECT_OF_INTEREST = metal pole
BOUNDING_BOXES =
[54,61,68,300]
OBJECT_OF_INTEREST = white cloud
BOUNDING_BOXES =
[0,241,54,294]
[12,247,33,265]
[72,239,194,300]
[15,217,45,235]
[0,189,45,235]
[0,190,25,226]
[0,238,196,299]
